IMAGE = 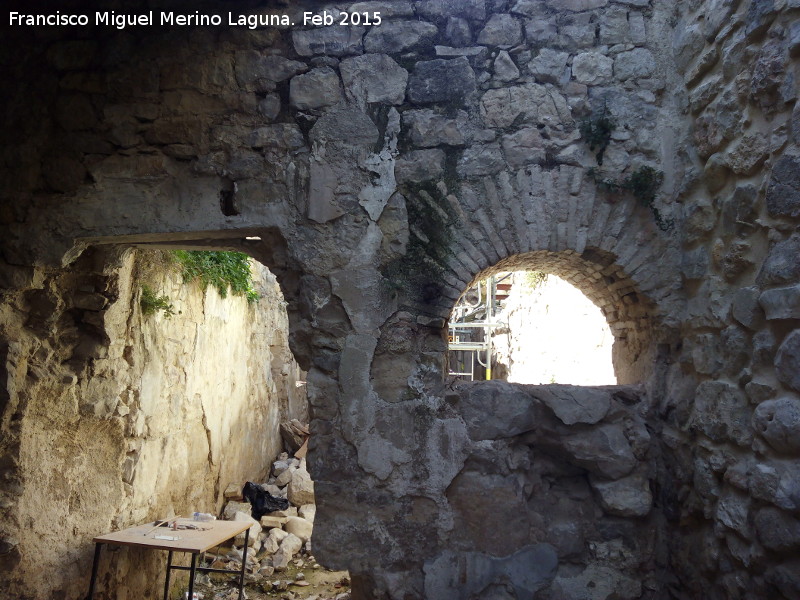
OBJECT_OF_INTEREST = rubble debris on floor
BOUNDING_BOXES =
[187,424,348,600]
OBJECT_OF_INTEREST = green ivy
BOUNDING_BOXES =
[173,250,260,303]
[381,184,459,304]
[579,107,672,233]
[140,284,175,317]
[579,109,616,166]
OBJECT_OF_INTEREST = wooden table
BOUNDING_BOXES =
[87,518,252,600]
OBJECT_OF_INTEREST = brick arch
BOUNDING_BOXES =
[393,166,682,383]
[393,165,683,330]
[458,247,658,384]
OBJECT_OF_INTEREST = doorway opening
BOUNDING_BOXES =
[103,243,347,599]
[7,228,351,600]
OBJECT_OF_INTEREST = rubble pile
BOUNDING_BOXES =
[200,422,349,600]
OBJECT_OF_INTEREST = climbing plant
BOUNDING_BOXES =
[140,284,175,317]
[579,108,615,166]
[579,106,672,233]
[173,250,260,303]
[381,184,459,304]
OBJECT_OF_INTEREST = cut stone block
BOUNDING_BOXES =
[288,468,316,507]
[284,516,314,543]
[223,501,252,521]
[260,515,287,529]
[224,483,243,500]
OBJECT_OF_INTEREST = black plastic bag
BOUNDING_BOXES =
[242,481,290,519]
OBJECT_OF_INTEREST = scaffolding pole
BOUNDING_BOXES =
[447,274,507,381]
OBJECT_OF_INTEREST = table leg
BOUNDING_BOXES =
[238,529,250,600]
[187,554,197,600]
[86,542,102,600]
[163,550,173,600]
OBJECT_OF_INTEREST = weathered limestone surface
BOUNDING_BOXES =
[666,1,800,598]
[0,248,305,599]
[1,0,800,598]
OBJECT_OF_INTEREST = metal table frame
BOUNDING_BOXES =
[87,518,251,600]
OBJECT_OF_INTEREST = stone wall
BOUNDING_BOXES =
[659,1,800,597]
[0,0,798,598]
[0,247,305,599]
[436,381,660,599]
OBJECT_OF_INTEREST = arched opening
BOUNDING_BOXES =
[434,249,663,597]
[448,249,658,386]
[450,270,615,385]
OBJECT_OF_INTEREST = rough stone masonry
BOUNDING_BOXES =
[1,0,799,598]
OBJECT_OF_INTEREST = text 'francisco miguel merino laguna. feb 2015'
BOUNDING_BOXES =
[8,10,384,29]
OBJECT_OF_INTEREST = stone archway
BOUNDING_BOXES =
[0,235,313,599]
[466,247,660,384]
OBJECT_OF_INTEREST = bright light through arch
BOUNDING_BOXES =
[448,271,616,385]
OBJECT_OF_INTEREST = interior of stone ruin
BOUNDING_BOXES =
[1,0,800,599]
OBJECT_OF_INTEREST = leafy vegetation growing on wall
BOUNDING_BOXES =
[579,109,615,166]
[579,107,672,233]
[173,251,260,303]
[382,184,459,305]
[140,284,175,317]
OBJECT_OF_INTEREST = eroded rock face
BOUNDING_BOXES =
[753,397,800,454]
[423,545,558,599]
[775,331,800,392]
[0,249,306,599]
[690,381,753,446]
[590,472,653,517]
[431,382,657,597]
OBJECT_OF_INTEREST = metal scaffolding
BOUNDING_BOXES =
[447,273,511,381]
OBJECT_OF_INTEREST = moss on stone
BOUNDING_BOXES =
[382,181,459,305]
[588,166,673,232]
